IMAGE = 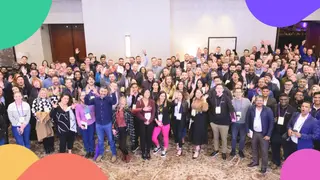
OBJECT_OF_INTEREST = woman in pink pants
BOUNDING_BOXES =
[152,91,171,157]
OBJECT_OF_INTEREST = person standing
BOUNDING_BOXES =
[311,92,320,150]
[172,91,188,156]
[75,91,96,158]
[270,93,295,168]
[50,94,77,153]
[85,86,117,163]
[152,91,171,157]
[112,96,135,163]
[31,88,55,154]
[7,92,31,148]
[190,89,209,159]
[246,95,274,174]
[208,84,235,160]
[230,88,251,158]
[285,102,320,158]
[134,89,155,160]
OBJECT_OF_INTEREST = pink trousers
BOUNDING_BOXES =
[152,124,170,149]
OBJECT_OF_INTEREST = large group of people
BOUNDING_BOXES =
[0,40,319,174]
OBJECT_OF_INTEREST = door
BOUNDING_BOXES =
[306,22,320,57]
[49,24,87,64]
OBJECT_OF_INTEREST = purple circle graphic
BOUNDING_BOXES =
[245,0,320,27]
[281,149,320,180]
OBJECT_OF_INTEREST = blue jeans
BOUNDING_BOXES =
[12,124,31,149]
[96,123,116,156]
[231,123,246,151]
[0,138,5,145]
[82,123,95,153]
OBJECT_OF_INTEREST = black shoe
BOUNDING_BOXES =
[85,152,90,158]
[45,149,50,154]
[260,168,267,174]
[230,150,236,157]
[90,152,95,158]
[239,151,245,158]
[210,151,219,157]
[247,162,259,167]
[132,145,139,153]
[222,153,227,160]
[142,153,147,160]
[146,153,151,160]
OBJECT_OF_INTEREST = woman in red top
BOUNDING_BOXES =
[134,89,155,160]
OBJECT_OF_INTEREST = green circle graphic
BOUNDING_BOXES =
[0,0,52,49]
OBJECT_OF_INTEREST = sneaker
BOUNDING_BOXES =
[132,145,139,153]
[153,147,161,154]
[85,152,90,158]
[96,155,103,162]
[222,153,227,160]
[176,148,182,157]
[230,150,236,157]
[111,155,117,163]
[239,151,245,158]
[161,151,167,157]
[210,151,219,157]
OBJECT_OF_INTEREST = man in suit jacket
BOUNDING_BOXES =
[246,95,274,174]
[311,92,320,150]
[270,93,295,168]
[285,101,320,159]
[127,63,143,87]
[261,86,277,110]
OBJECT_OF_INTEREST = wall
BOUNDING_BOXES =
[41,25,53,62]
[304,9,320,21]
[82,0,171,65]
[171,0,277,56]
[44,0,83,24]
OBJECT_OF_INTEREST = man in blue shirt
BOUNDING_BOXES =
[85,85,117,163]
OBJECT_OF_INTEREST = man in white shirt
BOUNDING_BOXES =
[246,95,274,174]
[285,101,319,159]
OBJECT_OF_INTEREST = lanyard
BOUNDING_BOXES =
[15,102,24,117]
[215,96,224,107]
[84,105,90,114]
[278,104,288,117]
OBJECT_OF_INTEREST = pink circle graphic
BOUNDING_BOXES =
[281,149,320,180]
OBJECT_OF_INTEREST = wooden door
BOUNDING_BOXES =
[306,22,320,57]
[49,24,86,64]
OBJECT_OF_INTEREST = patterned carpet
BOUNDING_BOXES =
[15,135,280,180]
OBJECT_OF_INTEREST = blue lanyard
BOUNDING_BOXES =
[84,105,90,114]
[15,102,24,117]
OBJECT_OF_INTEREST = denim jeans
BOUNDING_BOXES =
[231,123,246,151]
[96,123,116,156]
[0,138,5,145]
[81,123,95,153]
[12,124,31,149]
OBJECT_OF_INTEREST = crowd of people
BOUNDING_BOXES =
[0,40,319,174]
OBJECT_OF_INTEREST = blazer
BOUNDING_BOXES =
[287,112,320,150]
[271,104,295,143]
[246,105,274,137]
[265,97,277,111]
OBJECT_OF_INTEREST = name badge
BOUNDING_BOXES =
[158,114,163,122]
[85,113,92,120]
[154,74,156,79]
[19,117,25,123]
[191,109,196,116]
[120,87,125,92]
[225,80,230,84]
[278,117,284,125]
[81,121,88,129]
[145,113,151,120]
[202,87,206,94]
[90,96,95,100]
[44,108,50,112]
[132,104,136,109]
[215,107,221,114]
[176,113,182,120]
[236,111,242,121]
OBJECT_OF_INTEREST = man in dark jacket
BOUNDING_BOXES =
[270,93,295,168]
[246,95,274,174]
[208,84,235,160]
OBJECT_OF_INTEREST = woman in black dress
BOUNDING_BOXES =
[190,89,209,159]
